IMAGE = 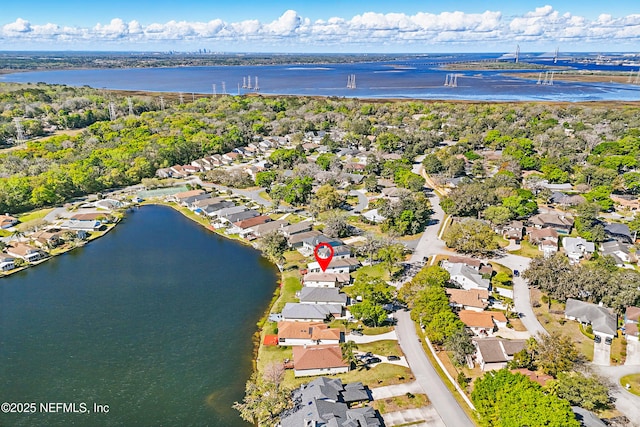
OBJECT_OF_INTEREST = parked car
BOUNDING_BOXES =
[513,270,520,277]
[364,352,373,357]
[387,355,400,361]
[594,335,601,343]
[366,357,382,364]
[605,337,612,345]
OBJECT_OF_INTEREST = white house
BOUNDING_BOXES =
[307,258,361,274]
[562,237,595,263]
[443,262,490,291]
[303,272,351,288]
[277,321,341,346]
[0,255,15,271]
[6,243,43,263]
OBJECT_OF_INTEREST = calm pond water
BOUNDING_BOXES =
[0,204,278,426]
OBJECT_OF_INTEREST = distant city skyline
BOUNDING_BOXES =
[1,1,639,52]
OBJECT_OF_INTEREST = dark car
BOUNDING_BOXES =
[364,352,373,357]
[387,355,400,361]
[605,337,613,345]
[513,270,520,277]
[595,335,602,343]
[366,357,382,364]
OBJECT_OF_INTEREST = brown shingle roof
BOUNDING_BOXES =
[626,306,640,323]
[626,323,639,337]
[174,189,206,199]
[510,369,553,386]
[278,321,341,342]
[233,215,271,229]
[447,256,482,268]
[293,344,348,370]
[446,289,489,309]
[71,212,105,221]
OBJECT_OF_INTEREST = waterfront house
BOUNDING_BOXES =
[31,230,63,249]
[279,377,378,427]
[190,196,225,211]
[565,298,617,339]
[0,255,15,271]
[229,215,271,236]
[280,221,313,238]
[303,272,351,288]
[249,219,289,238]
[281,303,342,322]
[199,201,235,217]
[562,237,595,263]
[221,209,260,225]
[6,243,43,263]
[307,258,361,274]
[287,230,321,248]
[292,344,350,377]
[62,218,102,232]
[277,321,342,346]
[171,189,209,206]
[446,288,490,312]
[0,214,18,229]
[473,338,526,371]
[211,205,246,220]
[299,287,348,306]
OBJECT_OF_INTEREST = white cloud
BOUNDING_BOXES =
[0,7,639,50]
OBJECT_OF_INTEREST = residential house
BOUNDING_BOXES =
[565,298,617,339]
[31,230,63,249]
[198,201,236,217]
[155,167,172,178]
[562,237,595,263]
[603,222,634,244]
[182,165,200,175]
[443,256,483,271]
[279,377,379,427]
[528,212,574,234]
[171,189,207,205]
[281,303,342,322]
[381,187,407,199]
[222,152,241,163]
[473,337,526,371]
[539,239,559,258]
[287,230,322,248]
[191,159,211,171]
[442,262,490,291]
[446,289,490,312]
[277,321,342,346]
[0,214,18,229]
[527,227,559,257]
[190,196,225,211]
[169,165,188,178]
[550,192,586,207]
[459,310,508,336]
[302,234,345,252]
[250,219,289,237]
[229,215,271,236]
[611,194,640,211]
[299,287,348,306]
[600,240,633,266]
[498,221,525,242]
[280,221,313,238]
[221,209,260,225]
[292,344,350,377]
[0,255,15,271]
[362,209,386,223]
[6,243,44,263]
[624,306,640,343]
[307,258,361,274]
[62,217,102,232]
[211,205,247,220]
[303,272,351,288]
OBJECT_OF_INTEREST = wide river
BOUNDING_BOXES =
[0,204,278,426]
[2,55,640,101]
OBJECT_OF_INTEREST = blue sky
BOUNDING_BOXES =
[1,1,639,52]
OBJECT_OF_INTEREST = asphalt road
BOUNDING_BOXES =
[395,310,475,427]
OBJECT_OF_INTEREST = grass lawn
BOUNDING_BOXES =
[258,190,272,201]
[620,374,640,397]
[272,275,302,313]
[490,262,513,277]
[17,207,54,223]
[355,340,403,357]
[282,363,414,390]
[493,235,510,248]
[509,240,542,258]
[351,263,390,282]
[372,393,430,414]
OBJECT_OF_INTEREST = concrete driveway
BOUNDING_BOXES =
[371,381,424,399]
[346,330,398,344]
[626,339,640,365]
[382,407,446,427]
[592,338,611,366]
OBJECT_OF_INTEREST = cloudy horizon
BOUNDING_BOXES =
[2,4,639,53]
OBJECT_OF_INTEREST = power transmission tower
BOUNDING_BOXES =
[179,92,184,104]
[159,96,165,111]
[221,81,226,95]
[109,102,117,121]
[13,117,25,144]
[127,97,134,116]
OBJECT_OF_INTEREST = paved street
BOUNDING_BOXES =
[348,189,369,212]
[382,407,446,427]
[595,365,640,427]
[395,310,475,427]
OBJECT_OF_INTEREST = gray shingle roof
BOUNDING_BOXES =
[565,298,617,336]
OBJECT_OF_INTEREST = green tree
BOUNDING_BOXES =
[346,274,393,305]
[534,331,583,377]
[546,372,612,411]
[482,205,513,226]
[443,219,499,255]
[323,210,351,238]
[377,243,405,278]
[425,310,464,344]
[312,184,344,212]
[471,370,580,427]
[349,300,388,327]
[233,372,291,426]
[340,340,359,368]
[446,329,475,365]
[422,154,443,174]
[259,231,288,264]
[255,170,278,188]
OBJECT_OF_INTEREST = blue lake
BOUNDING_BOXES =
[0,205,278,426]
[2,54,639,101]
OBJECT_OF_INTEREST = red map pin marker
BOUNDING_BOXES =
[314,242,334,272]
